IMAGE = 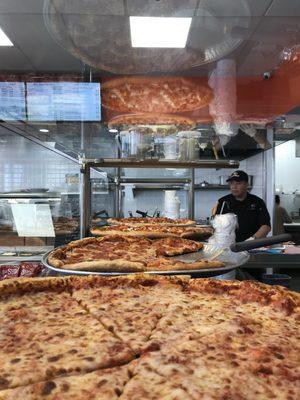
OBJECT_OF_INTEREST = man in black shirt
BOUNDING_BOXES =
[215,170,271,242]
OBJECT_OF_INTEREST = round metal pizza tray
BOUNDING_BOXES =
[41,244,249,278]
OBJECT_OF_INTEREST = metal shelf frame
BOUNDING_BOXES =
[79,158,239,238]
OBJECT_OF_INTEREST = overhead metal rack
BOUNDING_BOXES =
[79,158,239,238]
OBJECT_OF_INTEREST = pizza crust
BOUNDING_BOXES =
[90,228,179,238]
[59,259,145,272]
[0,276,68,299]
[107,113,196,128]
[146,260,225,271]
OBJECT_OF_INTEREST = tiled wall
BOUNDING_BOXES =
[0,130,79,192]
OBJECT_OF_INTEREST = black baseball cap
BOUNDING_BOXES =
[226,170,249,182]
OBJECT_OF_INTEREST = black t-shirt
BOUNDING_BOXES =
[216,193,271,242]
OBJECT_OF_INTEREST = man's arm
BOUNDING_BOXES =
[253,224,271,239]
[255,199,271,238]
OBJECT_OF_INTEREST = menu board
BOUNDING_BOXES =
[0,82,26,121]
[27,82,101,121]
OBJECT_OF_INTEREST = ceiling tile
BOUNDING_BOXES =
[251,16,300,47]
[237,15,300,75]
[197,0,273,17]
[266,0,300,16]
[127,0,199,17]
[49,0,125,15]
[0,0,43,14]
[0,14,82,72]
[0,47,34,70]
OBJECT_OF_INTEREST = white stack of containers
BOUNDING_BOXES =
[164,190,180,219]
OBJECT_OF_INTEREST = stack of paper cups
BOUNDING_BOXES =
[164,191,180,219]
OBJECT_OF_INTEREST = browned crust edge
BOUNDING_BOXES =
[0,275,299,313]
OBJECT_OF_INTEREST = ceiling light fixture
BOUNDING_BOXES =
[130,16,192,48]
[0,27,13,46]
[39,128,49,133]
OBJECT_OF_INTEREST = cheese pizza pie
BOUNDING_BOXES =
[107,113,195,128]
[0,275,299,399]
[102,77,213,114]
[47,235,223,272]
[107,217,196,227]
[90,224,213,239]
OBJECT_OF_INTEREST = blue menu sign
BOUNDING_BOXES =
[27,82,101,121]
[0,82,26,121]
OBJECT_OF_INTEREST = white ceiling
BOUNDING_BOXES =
[0,0,299,76]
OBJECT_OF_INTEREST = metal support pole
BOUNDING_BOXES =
[114,133,122,218]
[114,170,121,218]
[80,163,91,238]
[188,168,195,219]
[263,127,275,232]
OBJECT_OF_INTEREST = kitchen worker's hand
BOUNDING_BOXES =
[245,236,255,241]
[211,202,218,217]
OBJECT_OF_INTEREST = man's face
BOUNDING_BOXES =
[229,180,248,199]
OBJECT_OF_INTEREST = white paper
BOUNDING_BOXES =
[11,204,55,237]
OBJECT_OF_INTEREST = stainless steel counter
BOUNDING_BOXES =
[241,253,300,269]
[0,246,53,263]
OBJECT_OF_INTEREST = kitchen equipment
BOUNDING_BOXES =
[92,210,109,227]
[163,136,178,159]
[198,180,210,187]
[119,130,154,159]
[262,274,291,288]
[164,191,180,219]
[177,131,200,161]
[20,188,49,193]
[136,210,149,218]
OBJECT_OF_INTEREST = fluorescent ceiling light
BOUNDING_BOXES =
[39,128,49,133]
[0,27,13,46]
[130,16,192,48]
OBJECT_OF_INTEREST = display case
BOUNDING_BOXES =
[0,191,80,250]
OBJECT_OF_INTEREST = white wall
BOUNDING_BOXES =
[275,140,300,192]
[275,140,300,213]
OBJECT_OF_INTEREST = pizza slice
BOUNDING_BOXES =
[0,278,134,390]
[71,275,187,353]
[0,365,130,400]
[152,237,203,256]
[135,292,300,400]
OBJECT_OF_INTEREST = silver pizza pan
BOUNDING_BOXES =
[41,244,249,278]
